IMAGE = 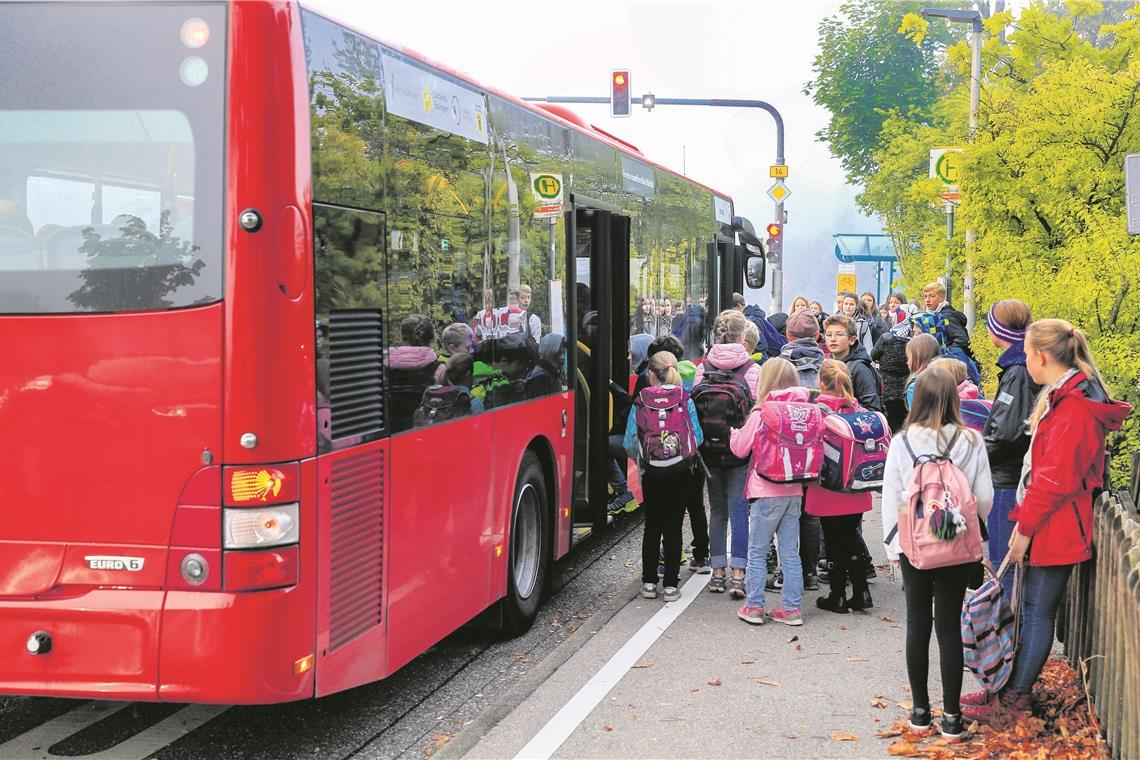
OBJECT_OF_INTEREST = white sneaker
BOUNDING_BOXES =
[663,586,681,602]
[641,583,659,599]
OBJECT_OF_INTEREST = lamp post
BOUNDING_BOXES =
[922,7,982,332]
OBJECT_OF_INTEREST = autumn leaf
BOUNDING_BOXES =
[756,678,782,687]
[829,732,859,741]
[708,678,721,686]
[740,660,754,664]
[886,741,921,756]
[847,655,868,662]
[839,624,847,631]
[786,635,799,643]
[869,697,888,708]
[879,615,897,623]
[630,662,652,669]
[896,700,913,710]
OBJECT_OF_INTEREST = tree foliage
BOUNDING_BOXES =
[817,0,1140,480]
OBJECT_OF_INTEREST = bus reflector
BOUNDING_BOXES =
[181,18,210,48]
[223,546,299,591]
[225,463,298,505]
[294,655,314,676]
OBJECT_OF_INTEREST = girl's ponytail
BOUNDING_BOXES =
[819,359,856,406]
[1025,319,1106,431]
[647,350,682,387]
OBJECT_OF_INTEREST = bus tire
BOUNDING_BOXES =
[502,451,551,635]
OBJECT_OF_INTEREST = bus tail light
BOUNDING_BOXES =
[224,546,299,591]
[223,504,299,548]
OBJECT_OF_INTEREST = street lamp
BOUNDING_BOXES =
[922,7,982,332]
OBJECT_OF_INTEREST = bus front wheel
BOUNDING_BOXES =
[502,451,551,635]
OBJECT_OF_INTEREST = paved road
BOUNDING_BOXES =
[0,513,648,760]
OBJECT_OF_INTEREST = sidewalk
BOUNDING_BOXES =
[465,506,983,759]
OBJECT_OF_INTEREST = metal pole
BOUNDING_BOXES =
[946,204,955,305]
[963,23,982,333]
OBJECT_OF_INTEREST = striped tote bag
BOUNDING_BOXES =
[961,556,1021,694]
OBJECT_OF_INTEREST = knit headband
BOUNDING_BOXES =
[985,307,1026,343]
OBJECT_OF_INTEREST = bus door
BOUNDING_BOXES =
[714,236,736,317]
[568,202,631,541]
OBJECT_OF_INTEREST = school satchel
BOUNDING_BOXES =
[690,363,754,468]
[959,398,993,432]
[412,384,472,427]
[634,385,698,474]
[886,430,982,570]
[962,553,1022,695]
[819,408,891,492]
[752,400,824,483]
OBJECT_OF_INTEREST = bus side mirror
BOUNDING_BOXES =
[745,248,765,289]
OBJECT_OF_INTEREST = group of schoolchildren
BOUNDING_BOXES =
[620,288,1130,742]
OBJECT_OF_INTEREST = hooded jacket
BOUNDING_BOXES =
[837,344,884,412]
[1010,371,1130,566]
[744,304,786,358]
[693,343,761,396]
[804,394,873,517]
[881,424,994,562]
[729,387,809,499]
[779,337,825,389]
[983,347,1039,489]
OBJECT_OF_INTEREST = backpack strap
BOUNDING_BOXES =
[901,432,918,465]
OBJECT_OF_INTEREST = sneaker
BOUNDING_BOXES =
[803,573,820,591]
[940,712,965,742]
[818,560,833,584]
[641,582,658,599]
[657,563,665,578]
[708,574,727,593]
[959,689,991,707]
[663,586,681,602]
[849,589,873,611]
[908,706,933,732]
[737,605,766,625]
[728,576,746,599]
[767,608,803,626]
[619,498,640,514]
[815,595,850,614]
[688,556,712,574]
[765,570,783,593]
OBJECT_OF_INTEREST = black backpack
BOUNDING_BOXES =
[690,362,754,467]
[388,362,442,432]
[412,384,473,427]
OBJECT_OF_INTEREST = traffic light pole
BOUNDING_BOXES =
[522,94,786,312]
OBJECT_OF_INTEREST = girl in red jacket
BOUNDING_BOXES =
[962,319,1130,722]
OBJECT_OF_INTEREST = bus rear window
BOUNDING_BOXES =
[0,3,225,314]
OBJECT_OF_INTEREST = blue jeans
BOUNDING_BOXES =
[988,488,1017,598]
[1009,564,1073,694]
[707,464,749,570]
[746,496,803,610]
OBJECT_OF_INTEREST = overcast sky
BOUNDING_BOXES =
[304,0,923,310]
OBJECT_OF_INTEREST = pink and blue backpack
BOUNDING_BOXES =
[819,408,890,492]
[959,398,993,432]
[635,385,698,474]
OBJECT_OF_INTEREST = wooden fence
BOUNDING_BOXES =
[1058,458,1140,759]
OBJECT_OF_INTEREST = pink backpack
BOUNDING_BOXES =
[635,385,698,474]
[820,407,891,492]
[752,388,824,483]
[890,430,982,569]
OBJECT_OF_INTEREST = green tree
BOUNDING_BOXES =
[805,0,964,185]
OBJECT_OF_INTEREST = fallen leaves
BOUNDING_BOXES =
[740,659,754,665]
[603,724,613,732]
[707,678,721,686]
[630,662,652,669]
[830,732,859,741]
[847,655,868,662]
[756,678,782,687]
[786,635,799,643]
[886,740,922,756]
[879,615,897,622]
[870,697,889,709]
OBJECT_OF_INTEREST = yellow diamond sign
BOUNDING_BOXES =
[767,180,791,203]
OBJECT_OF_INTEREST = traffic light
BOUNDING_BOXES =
[610,70,630,117]
[765,222,783,264]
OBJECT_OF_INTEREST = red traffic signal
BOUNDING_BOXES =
[765,222,782,238]
[611,69,630,118]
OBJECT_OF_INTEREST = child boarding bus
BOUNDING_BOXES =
[0,0,764,703]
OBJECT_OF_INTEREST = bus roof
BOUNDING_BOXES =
[296,0,734,204]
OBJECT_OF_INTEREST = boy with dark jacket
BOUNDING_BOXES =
[822,315,884,412]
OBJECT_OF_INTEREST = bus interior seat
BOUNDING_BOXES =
[0,225,42,270]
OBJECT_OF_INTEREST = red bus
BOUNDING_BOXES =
[0,0,765,703]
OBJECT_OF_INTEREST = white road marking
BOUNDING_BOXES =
[513,571,711,760]
[0,701,132,759]
[84,703,229,759]
[0,701,228,760]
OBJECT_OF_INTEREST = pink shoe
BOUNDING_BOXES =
[767,608,803,626]
[959,689,991,707]
[737,605,766,625]
[960,691,1030,725]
